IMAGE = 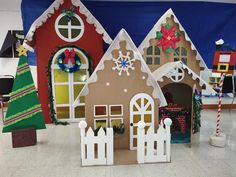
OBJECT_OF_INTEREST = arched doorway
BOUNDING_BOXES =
[51,47,89,122]
[162,83,192,143]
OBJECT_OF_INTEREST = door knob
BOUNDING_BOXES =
[130,123,133,126]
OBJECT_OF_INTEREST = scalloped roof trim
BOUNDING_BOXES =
[23,0,112,52]
[138,8,208,71]
[73,28,167,107]
[152,61,216,95]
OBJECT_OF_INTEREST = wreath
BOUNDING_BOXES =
[58,49,81,73]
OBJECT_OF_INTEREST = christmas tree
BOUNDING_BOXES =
[2,46,46,133]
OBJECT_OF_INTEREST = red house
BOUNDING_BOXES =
[23,0,112,123]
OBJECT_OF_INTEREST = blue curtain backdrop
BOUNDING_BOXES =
[21,0,236,68]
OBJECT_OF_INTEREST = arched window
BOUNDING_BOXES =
[51,47,89,122]
[174,47,187,65]
[145,46,160,65]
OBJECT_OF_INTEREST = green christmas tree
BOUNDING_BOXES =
[2,46,46,133]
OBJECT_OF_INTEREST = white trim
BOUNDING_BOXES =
[109,118,123,127]
[94,118,108,129]
[152,61,216,95]
[73,29,167,108]
[23,0,112,51]
[109,104,123,117]
[94,105,108,117]
[138,8,208,71]
[55,13,84,42]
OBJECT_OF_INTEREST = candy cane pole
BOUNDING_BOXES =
[216,72,225,136]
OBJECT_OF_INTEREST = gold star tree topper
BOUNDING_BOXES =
[17,46,28,57]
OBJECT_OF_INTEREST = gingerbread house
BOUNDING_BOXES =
[139,8,215,144]
[23,0,112,123]
[74,29,167,149]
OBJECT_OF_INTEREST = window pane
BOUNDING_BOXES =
[174,47,180,56]
[110,105,122,116]
[181,58,187,65]
[154,57,160,65]
[55,85,69,104]
[73,69,87,82]
[71,16,81,26]
[133,138,137,147]
[95,106,107,116]
[58,16,68,25]
[54,69,68,82]
[133,127,137,135]
[154,46,160,55]
[181,47,187,56]
[111,119,123,127]
[58,28,68,38]
[144,114,152,123]
[146,57,152,65]
[56,107,69,119]
[133,115,141,123]
[146,46,152,55]
[95,119,107,128]
[80,96,85,103]
[74,84,84,100]
[71,29,81,38]
[174,58,179,62]
[75,106,85,118]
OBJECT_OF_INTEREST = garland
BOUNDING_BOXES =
[62,6,75,21]
[47,45,93,125]
[192,90,202,134]
[94,123,125,136]
[58,49,81,73]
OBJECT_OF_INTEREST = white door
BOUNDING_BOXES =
[130,93,155,150]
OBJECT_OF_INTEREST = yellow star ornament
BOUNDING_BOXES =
[17,46,28,57]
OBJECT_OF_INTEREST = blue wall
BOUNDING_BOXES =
[21,0,236,68]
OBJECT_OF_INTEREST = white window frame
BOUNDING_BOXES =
[109,118,123,128]
[55,13,84,42]
[109,104,123,117]
[94,118,108,129]
[94,105,108,117]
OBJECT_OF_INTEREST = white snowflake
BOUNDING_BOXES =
[112,51,135,76]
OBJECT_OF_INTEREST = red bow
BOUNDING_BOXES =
[64,49,75,64]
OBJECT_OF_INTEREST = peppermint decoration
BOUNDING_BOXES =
[112,51,135,76]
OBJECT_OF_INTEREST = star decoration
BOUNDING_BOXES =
[112,51,135,76]
[17,46,28,57]
[156,24,180,53]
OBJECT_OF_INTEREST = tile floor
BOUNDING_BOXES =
[0,109,236,177]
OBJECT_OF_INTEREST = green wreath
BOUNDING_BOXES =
[58,49,81,73]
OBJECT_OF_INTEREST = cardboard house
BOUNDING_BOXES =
[74,29,167,150]
[23,0,112,123]
[139,9,215,144]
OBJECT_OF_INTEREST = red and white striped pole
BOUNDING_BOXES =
[216,72,226,136]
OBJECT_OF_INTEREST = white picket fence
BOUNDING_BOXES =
[137,118,172,164]
[78,121,114,166]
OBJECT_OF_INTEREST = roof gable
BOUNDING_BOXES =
[152,61,216,95]
[73,28,167,107]
[138,8,208,71]
[23,0,112,52]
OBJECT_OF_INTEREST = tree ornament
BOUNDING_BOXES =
[57,49,81,73]
[156,24,180,53]
[17,46,28,57]
[112,51,135,76]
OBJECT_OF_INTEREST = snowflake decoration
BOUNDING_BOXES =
[112,51,135,76]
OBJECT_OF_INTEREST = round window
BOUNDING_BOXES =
[55,14,84,42]
[170,67,185,82]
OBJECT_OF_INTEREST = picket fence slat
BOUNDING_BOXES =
[137,118,172,164]
[79,121,114,166]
